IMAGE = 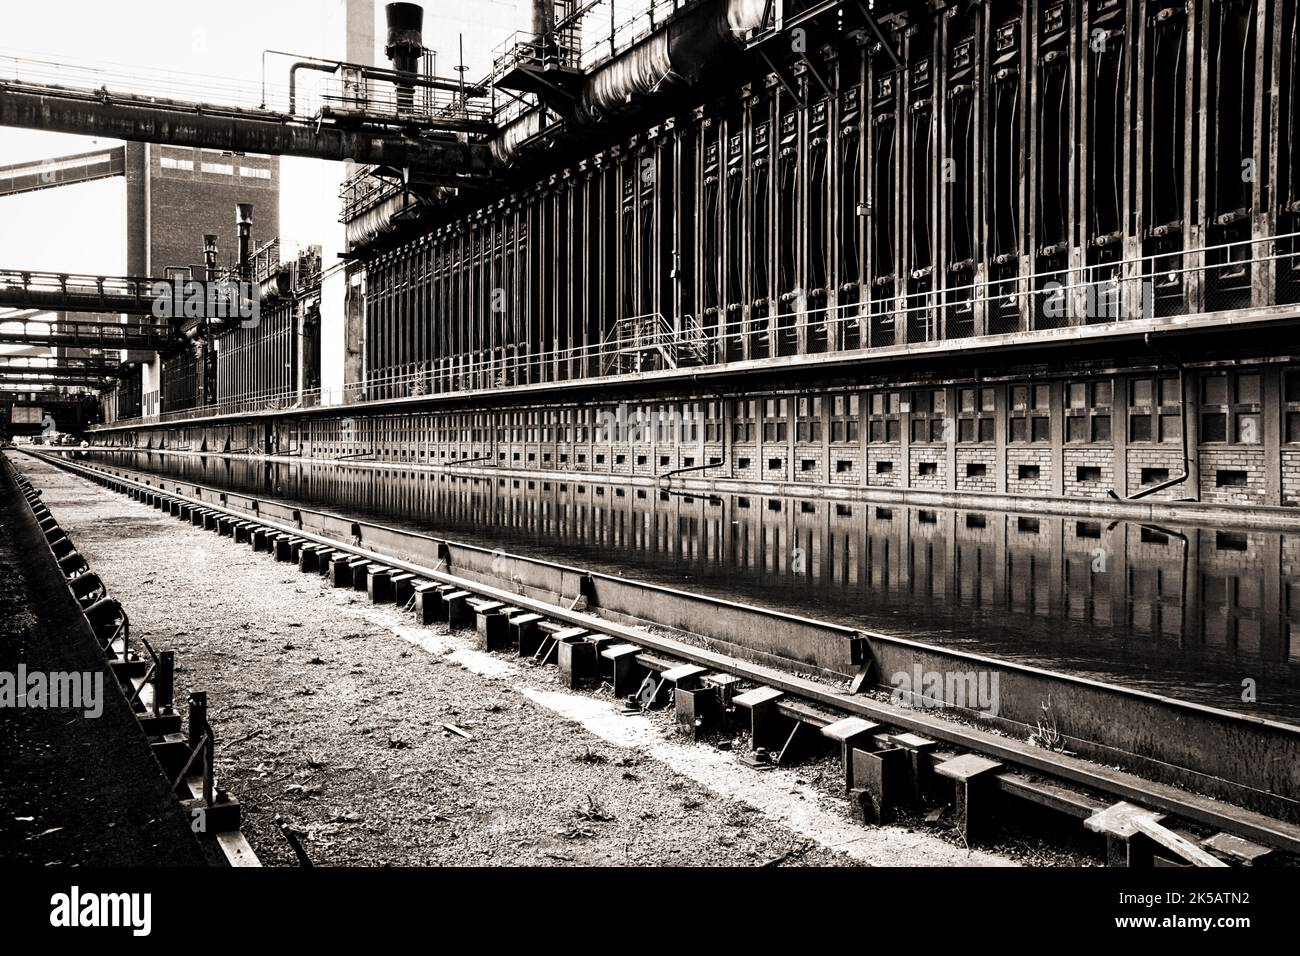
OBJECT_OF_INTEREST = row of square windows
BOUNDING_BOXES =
[335,371,1300,446]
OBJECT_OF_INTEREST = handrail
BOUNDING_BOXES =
[93,230,1300,429]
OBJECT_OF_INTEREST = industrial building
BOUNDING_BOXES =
[3,0,1300,885]
[8,0,1286,513]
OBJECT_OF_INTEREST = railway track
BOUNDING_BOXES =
[17,448,1300,867]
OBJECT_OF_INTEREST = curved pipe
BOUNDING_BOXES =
[495,0,768,161]
[345,191,411,248]
[288,61,338,115]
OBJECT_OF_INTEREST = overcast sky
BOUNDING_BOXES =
[0,0,366,276]
[0,0,651,279]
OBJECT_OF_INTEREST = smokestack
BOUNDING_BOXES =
[532,0,555,37]
[236,204,253,281]
[385,2,424,114]
[203,234,218,281]
[532,0,556,66]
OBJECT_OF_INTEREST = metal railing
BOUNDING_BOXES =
[338,167,405,223]
[0,49,492,128]
[94,232,1300,429]
[0,269,167,314]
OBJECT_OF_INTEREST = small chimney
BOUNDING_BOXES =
[385,2,424,113]
[236,204,253,280]
[203,234,219,281]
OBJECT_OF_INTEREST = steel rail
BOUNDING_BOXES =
[28,449,1300,855]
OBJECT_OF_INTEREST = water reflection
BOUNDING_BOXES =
[86,450,1300,722]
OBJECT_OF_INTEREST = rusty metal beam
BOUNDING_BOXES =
[0,86,493,176]
[0,145,125,198]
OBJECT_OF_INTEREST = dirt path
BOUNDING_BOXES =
[12,454,1015,867]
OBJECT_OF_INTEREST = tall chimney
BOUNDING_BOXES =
[385,2,424,114]
[236,204,254,280]
[533,0,556,66]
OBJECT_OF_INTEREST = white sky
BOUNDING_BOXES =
[0,0,642,278]
[0,0,371,275]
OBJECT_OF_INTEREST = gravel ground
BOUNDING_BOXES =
[12,454,1028,867]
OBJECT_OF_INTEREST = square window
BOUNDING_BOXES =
[836,459,852,473]
[1018,464,1040,480]
[959,419,975,443]
[801,459,816,472]
[978,418,995,442]
[1202,375,1228,406]
[875,460,893,474]
[1032,417,1050,442]
[1235,413,1260,444]
[768,458,782,470]
[1237,374,1262,404]
[1092,416,1112,442]
[1131,379,1153,406]
[918,461,938,476]
[1201,413,1228,443]
[1216,530,1248,550]
[1011,418,1028,443]
[1067,417,1087,442]
[1158,412,1180,442]
[1129,415,1153,442]
[1285,372,1300,403]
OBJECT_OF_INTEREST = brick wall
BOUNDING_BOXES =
[134,145,280,275]
[1007,447,1052,496]
[793,444,824,484]
[956,446,996,493]
[827,448,862,486]
[761,449,789,482]
[1199,447,1267,505]
[868,446,902,487]
[1064,447,1113,499]
[910,447,946,490]
[733,444,760,482]
[1283,450,1300,506]
[1127,448,1187,500]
